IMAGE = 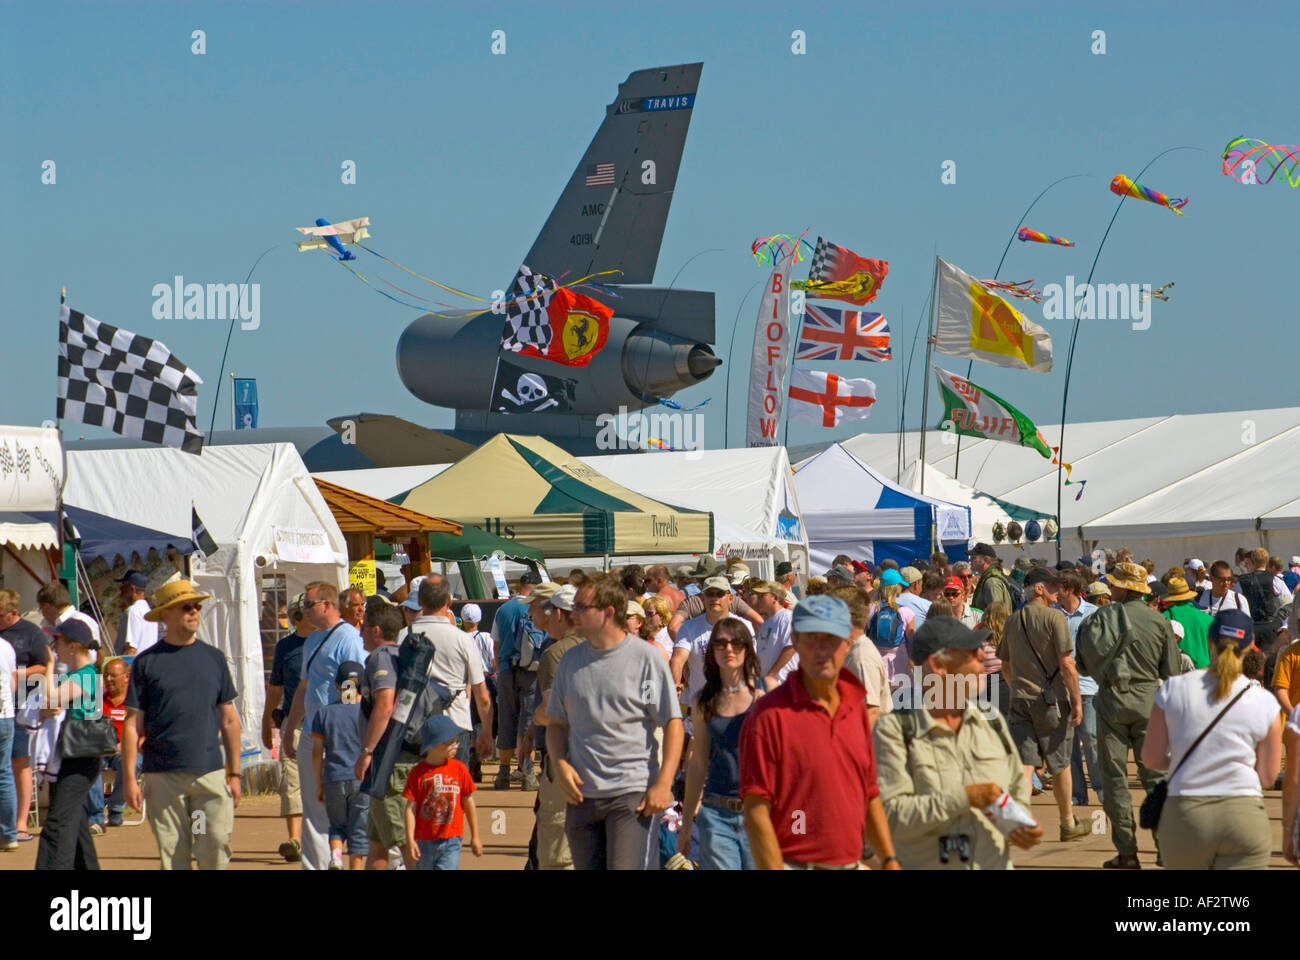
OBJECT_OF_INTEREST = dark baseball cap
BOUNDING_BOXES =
[1208,609,1254,648]
[774,561,794,578]
[910,615,990,665]
[969,543,998,559]
[519,570,543,585]
[1054,561,1076,572]
[50,619,99,650]
[1023,567,1062,588]
[335,660,364,686]
[825,566,854,585]
[116,570,148,589]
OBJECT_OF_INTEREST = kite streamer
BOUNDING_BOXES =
[1017,228,1074,247]
[657,396,710,411]
[979,278,1043,303]
[751,231,809,266]
[1052,446,1085,497]
[1221,138,1300,187]
[1110,174,1188,215]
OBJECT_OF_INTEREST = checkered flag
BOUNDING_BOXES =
[499,265,559,353]
[57,305,205,454]
[807,236,835,284]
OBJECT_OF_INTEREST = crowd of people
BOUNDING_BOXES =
[0,544,1296,871]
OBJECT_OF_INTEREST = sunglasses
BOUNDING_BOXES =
[943,590,962,598]
[301,599,325,608]
[571,601,598,612]
[711,636,747,649]
[181,603,203,613]
[703,590,728,599]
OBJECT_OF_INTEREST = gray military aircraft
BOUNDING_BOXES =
[391,62,717,454]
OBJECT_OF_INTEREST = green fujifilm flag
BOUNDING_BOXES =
[932,365,1052,457]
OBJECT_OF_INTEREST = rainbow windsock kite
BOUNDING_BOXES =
[1017,228,1074,247]
[1109,174,1188,215]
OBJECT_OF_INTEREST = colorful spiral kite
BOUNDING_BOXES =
[1222,138,1300,187]
[1017,228,1074,247]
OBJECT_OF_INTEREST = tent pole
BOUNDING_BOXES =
[917,257,940,496]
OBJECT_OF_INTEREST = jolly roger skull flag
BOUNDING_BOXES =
[490,357,577,414]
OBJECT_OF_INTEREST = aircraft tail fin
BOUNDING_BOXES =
[520,63,702,287]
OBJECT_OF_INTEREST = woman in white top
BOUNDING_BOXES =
[1141,609,1283,870]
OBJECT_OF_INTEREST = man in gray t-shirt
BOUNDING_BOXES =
[547,578,682,870]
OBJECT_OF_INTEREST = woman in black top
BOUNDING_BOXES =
[677,616,762,869]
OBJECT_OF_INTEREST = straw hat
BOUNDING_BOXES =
[145,579,213,622]
[1163,576,1198,603]
[1107,562,1150,595]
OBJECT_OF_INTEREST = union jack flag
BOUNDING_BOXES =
[796,305,891,361]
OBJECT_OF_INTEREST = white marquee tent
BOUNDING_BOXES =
[834,406,1300,566]
[65,443,349,760]
[0,425,63,611]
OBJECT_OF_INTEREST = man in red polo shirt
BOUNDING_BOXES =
[739,594,900,870]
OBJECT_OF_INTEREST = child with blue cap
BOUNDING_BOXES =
[402,714,483,869]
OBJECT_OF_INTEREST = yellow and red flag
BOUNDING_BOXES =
[934,257,1053,372]
[792,237,889,306]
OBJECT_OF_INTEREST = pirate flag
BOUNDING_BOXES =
[490,358,576,414]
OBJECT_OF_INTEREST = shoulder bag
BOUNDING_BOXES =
[1139,683,1251,830]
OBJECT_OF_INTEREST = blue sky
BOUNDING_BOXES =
[4,0,1295,452]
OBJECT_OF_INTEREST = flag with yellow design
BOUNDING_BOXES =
[934,258,1053,372]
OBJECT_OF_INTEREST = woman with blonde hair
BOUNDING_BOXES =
[637,595,673,661]
[977,601,1010,716]
[1141,609,1283,869]
[868,571,916,690]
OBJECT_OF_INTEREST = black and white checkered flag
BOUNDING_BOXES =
[499,265,559,353]
[807,236,834,284]
[58,305,205,454]
[192,506,218,557]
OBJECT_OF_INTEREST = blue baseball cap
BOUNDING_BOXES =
[1208,609,1254,649]
[879,568,907,587]
[117,570,148,589]
[419,715,467,753]
[791,594,851,639]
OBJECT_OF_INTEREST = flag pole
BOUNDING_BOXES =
[780,249,802,451]
[1054,147,1201,563]
[917,257,940,496]
[209,245,275,440]
[721,279,763,450]
[953,173,1088,481]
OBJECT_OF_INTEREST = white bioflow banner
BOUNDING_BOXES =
[746,257,794,447]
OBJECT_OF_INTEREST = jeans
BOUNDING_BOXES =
[564,792,655,870]
[695,802,754,870]
[322,779,370,854]
[1070,695,1103,806]
[107,753,144,815]
[86,772,106,825]
[0,719,15,842]
[417,836,462,870]
[35,756,100,870]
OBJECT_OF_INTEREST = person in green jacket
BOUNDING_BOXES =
[1076,563,1184,869]
[1161,576,1212,669]
[970,544,1013,613]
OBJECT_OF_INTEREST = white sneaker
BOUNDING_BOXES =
[328,852,344,870]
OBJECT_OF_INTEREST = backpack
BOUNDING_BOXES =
[869,606,907,648]
[516,609,547,672]
[397,630,463,755]
[1237,571,1284,636]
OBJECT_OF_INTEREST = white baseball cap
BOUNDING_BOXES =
[401,575,426,611]
[460,603,482,624]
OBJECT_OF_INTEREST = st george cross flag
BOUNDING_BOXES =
[58,305,205,453]
[796,305,891,361]
[792,237,889,306]
[935,258,1053,372]
[787,368,877,427]
[932,365,1052,457]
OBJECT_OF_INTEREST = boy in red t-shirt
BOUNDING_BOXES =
[403,715,482,870]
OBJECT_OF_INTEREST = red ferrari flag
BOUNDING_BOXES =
[793,237,889,306]
[501,272,613,367]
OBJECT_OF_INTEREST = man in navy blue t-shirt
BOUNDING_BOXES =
[123,580,240,870]
[262,593,311,862]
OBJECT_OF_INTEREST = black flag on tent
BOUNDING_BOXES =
[192,507,217,557]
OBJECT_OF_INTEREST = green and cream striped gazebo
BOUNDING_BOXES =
[400,433,713,557]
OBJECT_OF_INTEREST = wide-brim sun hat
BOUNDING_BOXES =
[145,579,213,622]
[1107,562,1150,594]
